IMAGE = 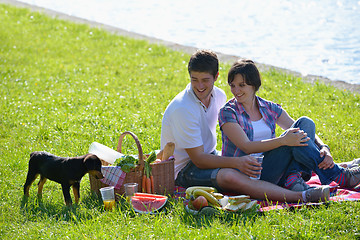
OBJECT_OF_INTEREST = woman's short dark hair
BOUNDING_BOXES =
[228,59,261,91]
[188,49,219,78]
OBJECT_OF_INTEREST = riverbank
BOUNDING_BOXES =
[2,0,359,95]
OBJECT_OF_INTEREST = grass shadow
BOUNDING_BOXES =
[19,191,108,222]
[20,190,174,222]
[177,199,262,228]
[180,209,262,228]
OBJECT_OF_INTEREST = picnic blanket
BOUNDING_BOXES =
[99,165,360,211]
[175,172,360,212]
[259,173,360,211]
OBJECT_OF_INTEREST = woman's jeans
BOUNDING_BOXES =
[260,116,343,186]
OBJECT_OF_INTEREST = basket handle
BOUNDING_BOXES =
[117,131,144,168]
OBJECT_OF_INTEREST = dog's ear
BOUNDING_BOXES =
[84,154,102,170]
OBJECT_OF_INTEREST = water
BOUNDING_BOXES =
[18,0,360,84]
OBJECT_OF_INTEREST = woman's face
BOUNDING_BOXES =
[230,74,256,104]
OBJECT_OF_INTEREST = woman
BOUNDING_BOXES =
[219,59,360,190]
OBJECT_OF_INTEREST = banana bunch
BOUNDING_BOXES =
[224,195,258,212]
[185,186,222,208]
[185,187,258,212]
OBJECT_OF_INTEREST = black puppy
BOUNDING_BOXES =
[24,151,104,205]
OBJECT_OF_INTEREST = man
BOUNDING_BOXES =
[160,49,329,202]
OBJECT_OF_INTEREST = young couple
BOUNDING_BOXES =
[161,49,360,202]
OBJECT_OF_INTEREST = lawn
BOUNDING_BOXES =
[1,3,360,239]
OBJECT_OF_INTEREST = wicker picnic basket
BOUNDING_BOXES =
[89,131,175,199]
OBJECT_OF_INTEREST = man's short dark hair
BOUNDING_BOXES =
[188,50,219,78]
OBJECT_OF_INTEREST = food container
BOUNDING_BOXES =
[89,131,175,199]
[88,141,123,165]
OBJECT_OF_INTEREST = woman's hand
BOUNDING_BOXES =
[234,155,262,178]
[317,147,334,169]
[282,128,310,146]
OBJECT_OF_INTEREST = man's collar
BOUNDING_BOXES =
[187,83,200,103]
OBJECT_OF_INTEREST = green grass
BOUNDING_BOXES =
[1,3,360,239]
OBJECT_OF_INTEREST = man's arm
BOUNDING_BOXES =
[185,146,262,178]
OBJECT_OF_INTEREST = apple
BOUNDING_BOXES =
[191,196,208,210]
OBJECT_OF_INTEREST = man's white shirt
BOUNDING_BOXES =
[161,83,227,178]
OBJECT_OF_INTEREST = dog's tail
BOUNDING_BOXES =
[29,152,40,167]
[29,151,45,165]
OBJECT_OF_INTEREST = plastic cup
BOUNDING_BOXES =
[250,154,264,180]
[100,186,115,210]
[124,183,138,199]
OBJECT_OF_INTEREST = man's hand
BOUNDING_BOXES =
[233,155,262,178]
[185,146,261,178]
[317,147,334,169]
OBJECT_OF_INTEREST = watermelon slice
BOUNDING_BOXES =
[130,193,168,214]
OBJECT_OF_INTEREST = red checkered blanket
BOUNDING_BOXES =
[259,173,360,211]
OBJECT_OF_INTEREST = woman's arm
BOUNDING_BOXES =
[276,110,295,130]
[278,111,334,169]
[222,109,310,154]
[314,134,334,169]
[278,110,334,169]
[221,121,309,154]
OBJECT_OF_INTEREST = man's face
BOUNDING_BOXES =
[190,71,218,105]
